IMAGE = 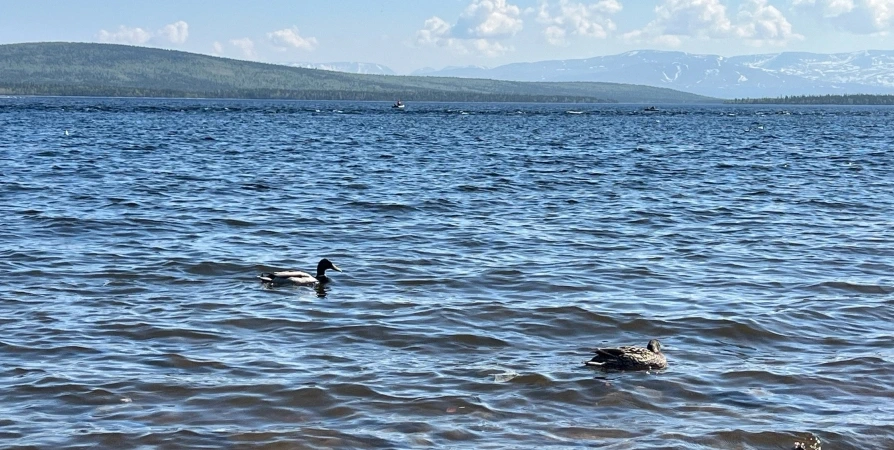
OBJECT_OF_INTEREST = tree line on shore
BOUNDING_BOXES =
[727,94,894,105]
[0,82,619,103]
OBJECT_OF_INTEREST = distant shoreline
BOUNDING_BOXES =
[726,94,894,105]
[7,94,894,106]
[1,94,668,105]
[0,89,621,104]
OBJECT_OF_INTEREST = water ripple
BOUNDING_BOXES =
[1,97,893,448]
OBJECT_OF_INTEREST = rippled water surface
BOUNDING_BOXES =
[1,97,892,449]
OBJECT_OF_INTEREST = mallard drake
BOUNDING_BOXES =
[584,339,667,371]
[258,258,342,285]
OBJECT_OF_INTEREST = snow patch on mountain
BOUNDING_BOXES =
[413,50,894,98]
[288,62,395,75]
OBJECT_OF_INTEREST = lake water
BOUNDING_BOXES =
[1,97,892,449]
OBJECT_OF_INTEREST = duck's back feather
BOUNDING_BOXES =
[270,270,313,278]
[586,344,667,371]
[258,271,318,285]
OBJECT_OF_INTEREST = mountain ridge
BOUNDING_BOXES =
[0,42,716,103]
[405,49,894,99]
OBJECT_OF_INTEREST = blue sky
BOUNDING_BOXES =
[2,0,892,73]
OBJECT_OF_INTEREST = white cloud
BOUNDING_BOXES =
[97,26,152,45]
[792,0,854,16]
[623,0,800,47]
[415,0,522,57]
[472,38,513,56]
[543,25,567,45]
[96,21,189,46]
[416,17,470,53]
[416,16,453,46]
[820,0,857,17]
[537,0,622,45]
[866,0,894,30]
[158,21,189,44]
[267,27,318,51]
[794,0,894,33]
[660,0,735,37]
[455,0,524,38]
[736,0,803,45]
[229,38,257,59]
[211,41,224,56]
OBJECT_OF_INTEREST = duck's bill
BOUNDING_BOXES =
[332,264,342,272]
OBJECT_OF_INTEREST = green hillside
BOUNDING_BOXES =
[0,42,718,103]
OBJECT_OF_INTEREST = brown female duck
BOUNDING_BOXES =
[584,339,667,371]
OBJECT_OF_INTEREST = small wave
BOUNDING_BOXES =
[184,261,247,276]
[455,184,498,192]
[96,322,223,341]
[240,182,271,191]
[818,355,888,368]
[505,373,553,385]
[345,200,417,213]
[805,281,890,294]
[217,218,256,227]
[442,333,510,348]
[144,352,231,371]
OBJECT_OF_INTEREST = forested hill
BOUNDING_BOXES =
[0,42,718,103]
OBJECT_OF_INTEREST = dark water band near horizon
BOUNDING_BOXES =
[1,97,892,449]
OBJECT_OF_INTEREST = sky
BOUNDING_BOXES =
[2,0,893,74]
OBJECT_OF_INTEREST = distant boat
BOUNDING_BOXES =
[643,106,659,112]
[392,99,405,109]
